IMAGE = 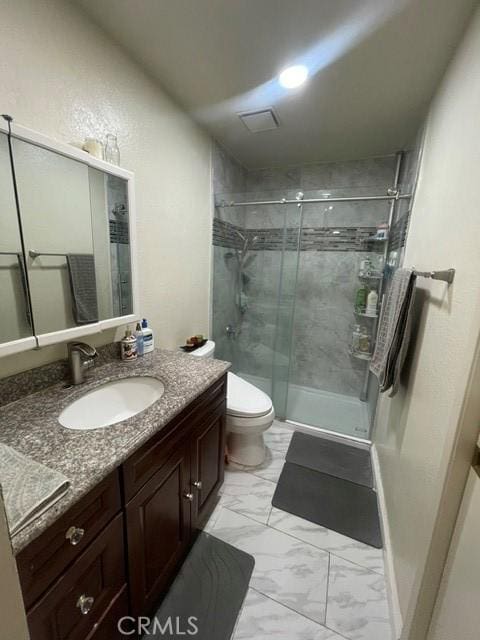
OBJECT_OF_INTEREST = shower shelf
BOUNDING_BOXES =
[362,236,388,242]
[354,310,378,318]
[348,349,372,361]
[358,273,383,280]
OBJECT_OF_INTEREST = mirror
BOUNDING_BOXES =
[89,169,133,319]
[12,138,96,334]
[0,132,33,343]
[7,137,133,343]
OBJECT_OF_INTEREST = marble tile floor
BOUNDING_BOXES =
[204,420,392,640]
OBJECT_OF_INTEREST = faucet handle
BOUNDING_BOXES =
[68,342,97,358]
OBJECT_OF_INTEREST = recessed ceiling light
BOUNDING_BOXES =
[278,65,309,89]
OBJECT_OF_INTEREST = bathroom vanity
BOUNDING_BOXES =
[0,350,229,639]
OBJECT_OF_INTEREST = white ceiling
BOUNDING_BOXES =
[76,0,477,168]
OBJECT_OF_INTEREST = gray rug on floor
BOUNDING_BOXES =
[273,462,382,548]
[286,431,373,488]
[145,532,254,640]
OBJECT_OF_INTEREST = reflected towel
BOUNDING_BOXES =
[66,254,98,324]
[0,443,70,536]
[370,268,416,397]
[16,252,33,329]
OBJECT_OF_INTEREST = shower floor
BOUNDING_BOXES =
[239,373,370,439]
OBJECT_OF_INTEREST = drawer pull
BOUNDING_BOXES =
[183,492,194,502]
[65,526,85,546]
[193,480,202,490]
[76,594,94,615]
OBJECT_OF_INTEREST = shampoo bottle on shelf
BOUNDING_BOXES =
[366,289,378,316]
[351,324,362,353]
[355,285,368,313]
[358,326,371,353]
[141,318,154,353]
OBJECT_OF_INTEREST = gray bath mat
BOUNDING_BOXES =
[286,431,373,488]
[272,462,382,548]
[145,532,254,639]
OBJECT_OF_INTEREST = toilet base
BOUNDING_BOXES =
[227,432,266,467]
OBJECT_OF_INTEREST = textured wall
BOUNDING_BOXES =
[373,7,480,638]
[0,0,212,377]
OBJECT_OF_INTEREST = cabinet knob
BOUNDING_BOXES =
[76,594,94,615]
[193,480,202,490]
[183,492,194,502]
[65,526,85,546]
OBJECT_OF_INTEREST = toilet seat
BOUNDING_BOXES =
[226,405,275,433]
[226,372,272,418]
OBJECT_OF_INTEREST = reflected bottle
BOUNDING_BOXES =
[105,134,120,165]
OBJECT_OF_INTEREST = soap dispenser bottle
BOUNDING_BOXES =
[141,318,154,353]
[121,327,137,361]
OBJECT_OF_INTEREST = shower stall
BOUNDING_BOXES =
[212,152,415,441]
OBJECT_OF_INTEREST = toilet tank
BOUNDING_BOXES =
[190,340,215,358]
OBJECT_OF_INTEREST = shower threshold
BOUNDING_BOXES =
[238,372,371,442]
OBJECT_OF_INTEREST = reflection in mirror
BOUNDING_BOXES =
[12,138,96,334]
[89,168,132,319]
[0,132,33,342]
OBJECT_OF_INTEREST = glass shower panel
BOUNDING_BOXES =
[285,188,391,439]
[212,192,301,405]
[212,198,246,372]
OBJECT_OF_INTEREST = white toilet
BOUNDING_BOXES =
[191,340,275,466]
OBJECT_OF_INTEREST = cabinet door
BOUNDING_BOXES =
[191,399,226,530]
[26,514,126,640]
[126,441,191,617]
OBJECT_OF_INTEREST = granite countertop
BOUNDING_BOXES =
[0,349,230,555]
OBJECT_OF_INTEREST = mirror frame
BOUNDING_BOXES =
[0,120,138,357]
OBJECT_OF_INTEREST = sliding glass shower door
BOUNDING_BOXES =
[212,193,301,401]
[212,186,392,441]
[283,188,391,438]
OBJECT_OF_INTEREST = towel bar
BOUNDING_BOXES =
[29,249,67,260]
[413,268,455,285]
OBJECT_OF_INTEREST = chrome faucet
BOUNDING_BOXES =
[68,342,97,385]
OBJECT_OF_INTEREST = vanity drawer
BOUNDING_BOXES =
[122,374,227,501]
[17,470,122,609]
[26,513,127,640]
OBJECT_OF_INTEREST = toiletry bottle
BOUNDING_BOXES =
[355,285,368,313]
[142,318,154,353]
[359,258,371,277]
[366,289,378,316]
[358,326,371,353]
[135,322,144,356]
[121,327,137,361]
[351,324,362,353]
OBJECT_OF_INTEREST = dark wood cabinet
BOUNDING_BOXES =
[191,399,226,530]
[126,440,192,617]
[17,472,121,609]
[26,514,126,640]
[19,374,227,640]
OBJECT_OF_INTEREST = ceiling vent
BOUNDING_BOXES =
[239,109,279,133]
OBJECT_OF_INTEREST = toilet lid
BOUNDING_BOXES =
[227,372,273,418]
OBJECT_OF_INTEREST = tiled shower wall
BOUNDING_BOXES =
[212,144,413,399]
[212,144,247,365]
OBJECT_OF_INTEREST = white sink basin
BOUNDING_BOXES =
[59,376,165,430]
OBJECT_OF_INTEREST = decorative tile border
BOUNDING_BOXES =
[109,219,129,244]
[213,218,386,252]
[389,211,409,251]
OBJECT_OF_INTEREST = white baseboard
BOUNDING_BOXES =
[371,444,403,640]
